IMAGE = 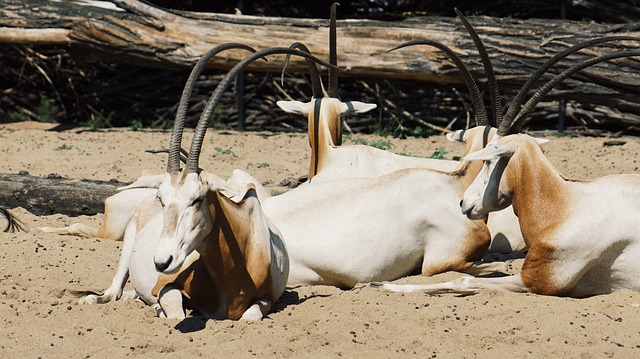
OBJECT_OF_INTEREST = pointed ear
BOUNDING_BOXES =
[118,174,165,191]
[201,172,256,204]
[276,100,312,115]
[464,143,514,162]
[533,137,550,145]
[221,183,258,204]
[446,129,466,143]
[340,101,377,115]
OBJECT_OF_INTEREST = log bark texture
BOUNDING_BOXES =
[0,172,126,216]
[2,0,640,113]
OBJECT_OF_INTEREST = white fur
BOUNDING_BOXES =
[263,168,491,288]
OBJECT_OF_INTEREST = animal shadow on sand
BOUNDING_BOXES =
[173,290,330,333]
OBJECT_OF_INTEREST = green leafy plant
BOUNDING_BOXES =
[10,95,56,123]
[411,125,434,138]
[552,131,572,138]
[36,96,55,123]
[130,119,144,131]
[214,147,236,157]
[83,111,114,130]
[428,146,449,160]
[257,162,269,168]
[55,144,73,151]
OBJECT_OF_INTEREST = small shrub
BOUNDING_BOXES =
[214,147,236,157]
[55,144,73,151]
[428,146,449,160]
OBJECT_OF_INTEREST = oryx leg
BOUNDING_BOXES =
[379,274,529,295]
[40,223,100,239]
[239,299,273,321]
[156,285,186,320]
[78,221,139,304]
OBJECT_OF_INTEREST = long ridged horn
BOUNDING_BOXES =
[0,208,27,233]
[500,36,640,135]
[389,40,489,126]
[507,49,640,134]
[280,42,324,98]
[167,43,258,173]
[455,8,502,127]
[327,2,340,98]
[186,47,339,173]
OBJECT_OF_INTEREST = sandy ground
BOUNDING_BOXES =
[1,122,640,358]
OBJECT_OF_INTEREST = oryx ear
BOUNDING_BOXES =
[118,174,165,191]
[464,143,515,162]
[228,169,272,201]
[201,172,256,204]
[340,101,377,115]
[533,137,550,145]
[446,129,466,143]
[219,183,258,204]
[276,100,312,115]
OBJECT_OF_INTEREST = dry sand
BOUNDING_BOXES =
[1,122,640,358]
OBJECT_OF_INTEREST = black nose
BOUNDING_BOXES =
[459,200,463,208]
[154,256,172,272]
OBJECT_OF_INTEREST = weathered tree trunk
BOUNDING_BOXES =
[0,172,126,216]
[2,0,640,113]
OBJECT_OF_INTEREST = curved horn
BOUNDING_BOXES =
[186,47,339,173]
[167,43,258,173]
[508,49,640,134]
[389,40,489,126]
[501,35,640,134]
[455,8,502,127]
[327,2,340,98]
[0,208,27,233]
[280,42,324,98]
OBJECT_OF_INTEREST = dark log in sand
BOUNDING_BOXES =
[0,172,127,216]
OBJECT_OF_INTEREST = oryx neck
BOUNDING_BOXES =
[509,142,569,244]
[308,98,341,179]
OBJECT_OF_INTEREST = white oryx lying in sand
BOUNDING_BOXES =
[381,46,640,297]
[69,45,336,320]
[276,3,459,184]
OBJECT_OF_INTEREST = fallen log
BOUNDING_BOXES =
[0,172,127,216]
[2,0,640,114]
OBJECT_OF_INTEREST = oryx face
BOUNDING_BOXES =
[460,139,513,220]
[153,171,213,274]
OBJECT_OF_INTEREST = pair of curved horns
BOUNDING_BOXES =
[387,9,499,128]
[180,47,338,173]
[498,35,640,135]
[167,43,260,173]
[391,9,640,136]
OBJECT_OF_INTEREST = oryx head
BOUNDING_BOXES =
[275,3,376,178]
[460,135,549,220]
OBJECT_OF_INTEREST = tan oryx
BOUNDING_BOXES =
[380,44,640,297]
